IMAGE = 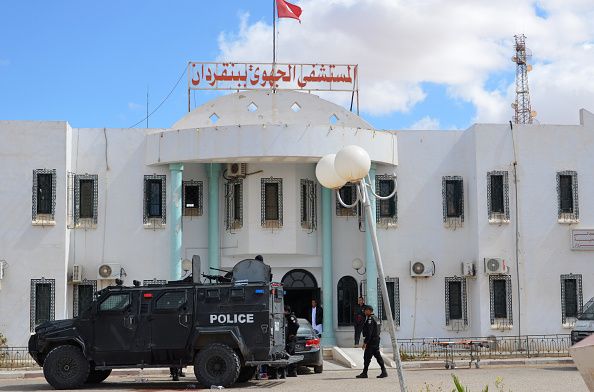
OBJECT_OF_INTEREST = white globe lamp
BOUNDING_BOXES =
[316,154,347,189]
[352,258,364,270]
[334,145,371,182]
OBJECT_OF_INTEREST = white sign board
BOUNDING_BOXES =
[571,229,594,250]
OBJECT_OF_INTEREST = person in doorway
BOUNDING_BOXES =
[309,299,323,335]
[356,305,388,379]
[285,305,300,377]
[354,296,366,346]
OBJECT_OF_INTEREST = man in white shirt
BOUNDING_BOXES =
[310,299,323,334]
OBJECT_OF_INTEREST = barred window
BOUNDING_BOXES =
[557,171,578,222]
[442,176,464,226]
[377,278,400,326]
[336,183,357,217]
[487,171,510,222]
[445,277,468,326]
[261,178,283,228]
[561,274,583,324]
[73,280,97,317]
[489,275,512,326]
[143,175,166,226]
[183,180,203,217]
[337,276,358,326]
[376,175,397,227]
[300,179,317,230]
[32,169,56,222]
[225,179,243,230]
[30,278,55,331]
[74,174,98,226]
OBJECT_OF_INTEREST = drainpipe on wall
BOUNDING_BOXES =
[169,163,184,280]
[208,163,221,272]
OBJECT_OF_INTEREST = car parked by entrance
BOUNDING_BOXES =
[295,318,323,373]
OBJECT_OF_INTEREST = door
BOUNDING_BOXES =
[150,289,194,363]
[92,291,140,365]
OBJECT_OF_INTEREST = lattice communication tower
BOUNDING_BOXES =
[511,34,536,124]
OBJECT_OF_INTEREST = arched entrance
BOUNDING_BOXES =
[337,276,358,326]
[282,269,320,319]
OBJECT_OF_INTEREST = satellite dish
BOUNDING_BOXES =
[527,64,533,72]
[531,110,537,117]
[182,258,192,272]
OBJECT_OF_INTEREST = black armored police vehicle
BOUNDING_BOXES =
[29,258,297,389]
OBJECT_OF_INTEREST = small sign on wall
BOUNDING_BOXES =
[571,229,594,250]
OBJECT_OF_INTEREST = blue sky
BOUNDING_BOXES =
[1,1,592,130]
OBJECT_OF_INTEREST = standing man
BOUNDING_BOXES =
[354,296,366,346]
[356,305,388,379]
[309,299,323,335]
[285,305,300,377]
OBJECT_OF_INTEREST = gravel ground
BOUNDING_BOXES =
[0,365,586,392]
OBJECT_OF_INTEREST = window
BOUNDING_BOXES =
[561,274,583,325]
[73,280,97,317]
[261,178,283,228]
[225,179,243,230]
[442,176,464,224]
[557,171,578,222]
[30,278,55,331]
[32,169,56,223]
[155,291,187,310]
[366,277,400,326]
[143,175,166,226]
[376,175,397,227]
[183,180,203,217]
[487,171,510,222]
[300,179,317,230]
[99,293,130,312]
[336,183,357,217]
[445,277,468,327]
[337,276,358,326]
[74,174,98,226]
[489,275,512,326]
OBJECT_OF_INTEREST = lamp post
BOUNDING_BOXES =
[316,145,407,392]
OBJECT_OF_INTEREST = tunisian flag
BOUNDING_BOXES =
[276,0,302,21]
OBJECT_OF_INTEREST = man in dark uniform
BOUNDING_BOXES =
[354,296,366,346]
[285,305,300,377]
[356,305,388,379]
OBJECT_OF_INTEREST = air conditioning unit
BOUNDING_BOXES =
[461,262,476,277]
[410,260,435,278]
[72,264,83,283]
[98,263,121,280]
[226,163,247,178]
[484,258,507,274]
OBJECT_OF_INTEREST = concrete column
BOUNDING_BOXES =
[321,187,337,346]
[208,163,221,272]
[169,163,184,280]
[365,164,378,311]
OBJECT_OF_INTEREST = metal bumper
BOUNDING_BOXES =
[244,355,304,367]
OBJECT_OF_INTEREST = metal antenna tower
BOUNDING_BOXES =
[511,34,536,124]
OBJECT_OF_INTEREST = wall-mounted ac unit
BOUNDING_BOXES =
[484,258,507,274]
[226,163,247,178]
[98,263,121,280]
[461,262,476,277]
[410,260,435,277]
[72,264,83,283]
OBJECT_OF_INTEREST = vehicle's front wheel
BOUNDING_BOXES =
[43,345,90,390]
[236,366,256,383]
[194,343,241,387]
[86,368,111,384]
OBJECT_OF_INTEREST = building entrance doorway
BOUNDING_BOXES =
[282,269,319,320]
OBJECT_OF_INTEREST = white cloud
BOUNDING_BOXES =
[217,0,594,125]
[408,116,440,130]
[128,102,143,111]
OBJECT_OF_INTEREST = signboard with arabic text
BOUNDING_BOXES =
[188,62,357,92]
[571,229,594,250]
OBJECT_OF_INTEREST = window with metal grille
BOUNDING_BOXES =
[261,178,283,228]
[561,274,583,324]
[442,176,464,225]
[376,175,397,227]
[225,179,243,230]
[487,171,510,222]
[74,174,98,226]
[73,280,97,317]
[183,180,203,217]
[30,278,55,331]
[557,171,578,222]
[32,169,56,222]
[377,278,400,326]
[337,276,358,326]
[445,277,468,326]
[489,275,512,325]
[336,183,357,217]
[143,175,166,225]
[300,179,317,230]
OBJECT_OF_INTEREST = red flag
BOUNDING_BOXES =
[276,0,302,21]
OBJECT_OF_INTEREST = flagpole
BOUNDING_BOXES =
[272,0,277,92]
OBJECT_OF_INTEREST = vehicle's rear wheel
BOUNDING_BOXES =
[236,366,256,383]
[314,364,323,374]
[85,368,111,384]
[43,345,89,390]
[194,343,241,387]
